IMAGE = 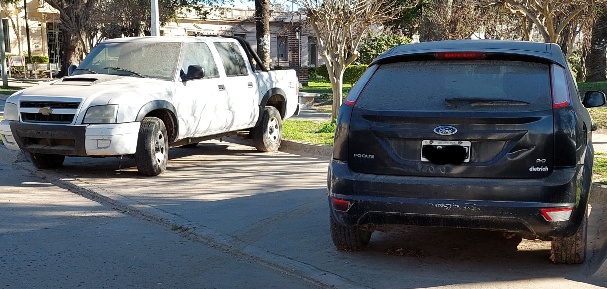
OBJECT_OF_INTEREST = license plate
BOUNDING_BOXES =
[421,140,471,163]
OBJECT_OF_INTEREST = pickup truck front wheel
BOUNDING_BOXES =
[135,117,168,176]
[26,152,65,169]
[252,106,282,152]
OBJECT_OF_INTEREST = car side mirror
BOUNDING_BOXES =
[183,65,205,81]
[67,64,77,76]
[583,91,606,108]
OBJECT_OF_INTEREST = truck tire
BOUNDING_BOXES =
[135,117,168,176]
[27,152,65,169]
[330,214,372,251]
[550,207,588,264]
[252,106,282,152]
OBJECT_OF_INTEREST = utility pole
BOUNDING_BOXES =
[24,0,32,78]
[151,0,160,36]
[0,16,8,88]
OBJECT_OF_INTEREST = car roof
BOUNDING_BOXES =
[372,39,567,67]
[102,36,236,44]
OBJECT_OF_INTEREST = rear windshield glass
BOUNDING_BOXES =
[356,60,551,112]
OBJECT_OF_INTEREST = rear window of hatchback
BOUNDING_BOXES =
[355,60,552,112]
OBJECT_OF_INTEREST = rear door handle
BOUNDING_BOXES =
[218,84,225,91]
[247,82,254,88]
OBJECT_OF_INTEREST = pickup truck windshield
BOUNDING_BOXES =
[75,41,181,80]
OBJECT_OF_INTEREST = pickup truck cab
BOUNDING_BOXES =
[0,36,299,175]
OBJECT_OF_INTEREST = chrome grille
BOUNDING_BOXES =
[19,101,81,124]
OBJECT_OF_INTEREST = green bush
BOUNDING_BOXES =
[357,34,412,65]
[343,65,367,84]
[27,55,49,64]
[6,54,49,64]
[309,65,328,82]
[308,64,368,84]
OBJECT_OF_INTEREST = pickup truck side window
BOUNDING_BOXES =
[214,42,249,77]
[182,42,219,79]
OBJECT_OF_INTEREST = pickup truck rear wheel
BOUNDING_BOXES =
[330,214,372,251]
[135,117,168,176]
[252,106,282,152]
[27,152,65,169]
[550,207,588,264]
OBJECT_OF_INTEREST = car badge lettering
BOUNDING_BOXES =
[39,107,53,116]
[433,125,457,136]
[353,153,375,159]
[529,166,549,172]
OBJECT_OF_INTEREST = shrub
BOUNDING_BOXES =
[308,64,368,84]
[6,54,50,64]
[357,34,411,65]
[343,65,367,84]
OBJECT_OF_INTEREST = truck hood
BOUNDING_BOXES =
[15,74,174,104]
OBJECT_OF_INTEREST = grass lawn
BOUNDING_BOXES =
[300,81,352,96]
[0,86,23,96]
[595,152,607,184]
[282,119,335,146]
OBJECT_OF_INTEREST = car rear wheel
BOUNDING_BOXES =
[252,106,282,152]
[135,117,168,176]
[550,207,587,264]
[27,152,65,169]
[330,214,373,251]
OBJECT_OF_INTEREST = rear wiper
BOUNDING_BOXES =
[104,67,144,78]
[445,98,529,107]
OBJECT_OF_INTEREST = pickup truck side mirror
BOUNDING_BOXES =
[583,90,606,108]
[67,64,77,76]
[183,65,205,81]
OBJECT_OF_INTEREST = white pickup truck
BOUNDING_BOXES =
[0,36,300,176]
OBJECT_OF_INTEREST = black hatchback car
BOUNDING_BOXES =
[327,40,606,264]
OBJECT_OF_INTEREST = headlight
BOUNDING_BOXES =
[4,102,19,121]
[83,105,118,124]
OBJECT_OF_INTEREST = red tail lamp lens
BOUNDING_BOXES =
[540,207,573,222]
[434,52,487,60]
[331,198,351,212]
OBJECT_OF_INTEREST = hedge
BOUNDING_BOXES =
[308,64,368,84]
[6,54,50,64]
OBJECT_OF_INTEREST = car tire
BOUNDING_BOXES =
[252,106,282,152]
[135,117,168,176]
[550,207,588,264]
[27,152,65,169]
[330,214,372,251]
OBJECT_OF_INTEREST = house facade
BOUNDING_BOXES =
[1,1,320,83]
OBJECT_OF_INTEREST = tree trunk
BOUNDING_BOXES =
[58,28,81,77]
[255,0,271,69]
[586,9,607,82]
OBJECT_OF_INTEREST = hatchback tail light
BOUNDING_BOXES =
[540,207,573,222]
[434,52,487,60]
[550,65,571,108]
[331,197,352,212]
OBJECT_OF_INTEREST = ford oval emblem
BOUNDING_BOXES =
[433,125,457,136]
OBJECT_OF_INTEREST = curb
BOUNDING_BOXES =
[224,135,332,159]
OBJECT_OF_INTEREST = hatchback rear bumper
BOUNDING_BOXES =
[328,160,588,239]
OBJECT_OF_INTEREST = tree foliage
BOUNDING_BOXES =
[357,34,411,65]
[42,0,222,76]
[296,0,402,121]
[488,0,602,44]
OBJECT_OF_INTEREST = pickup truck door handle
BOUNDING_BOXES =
[218,84,225,91]
[247,82,254,88]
